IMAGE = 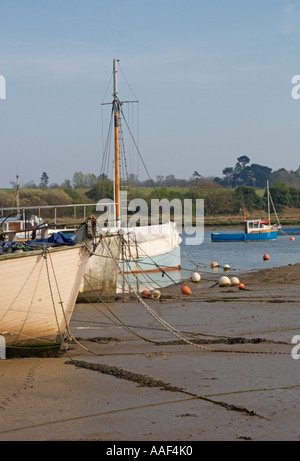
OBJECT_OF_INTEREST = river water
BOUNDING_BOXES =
[180,227,300,280]
[119,226,300,292]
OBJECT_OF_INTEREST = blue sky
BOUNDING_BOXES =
[0,0,299,188]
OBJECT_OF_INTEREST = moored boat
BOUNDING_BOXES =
[211,182,281,242]
[100,59,182,289]
[211,219,279,242]
[0,223,92,356]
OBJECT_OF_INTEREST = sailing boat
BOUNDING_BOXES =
[100,59,181,289]
[211,181,281,242]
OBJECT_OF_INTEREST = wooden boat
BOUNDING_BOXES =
[0,222,92,356]
[211,182,281,242]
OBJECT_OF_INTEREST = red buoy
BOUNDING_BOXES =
[238,283,245,290]
[142,290,151,298]
[263,254,270,261]
[181,285,192,295]
[290,237,295,241]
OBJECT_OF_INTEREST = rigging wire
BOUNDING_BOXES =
[119,104,158,194]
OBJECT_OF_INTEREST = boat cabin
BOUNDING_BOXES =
[244,219,271,234]
[0,213,44,241]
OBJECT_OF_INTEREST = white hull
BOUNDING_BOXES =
[116,222,182,293]
[78,234,121,302]
[0,244,90,347]
[118,245,181,294]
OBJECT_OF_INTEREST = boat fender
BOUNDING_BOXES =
[151,289,161,299]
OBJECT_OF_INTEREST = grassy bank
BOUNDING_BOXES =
[1,187,300,227]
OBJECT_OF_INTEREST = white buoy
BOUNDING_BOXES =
[191,272,201,282]
[211,261,219,268]
[223,264,231,271]
[230,276,240,286]
[219,276,231,287]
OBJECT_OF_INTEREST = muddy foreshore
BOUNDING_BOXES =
[0,262,300,442]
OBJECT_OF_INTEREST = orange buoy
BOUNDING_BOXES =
[142,290,151,298]
[290,237,295,241]
[238,283,245,290]
[181,285,192,295]
[263,254,270,261]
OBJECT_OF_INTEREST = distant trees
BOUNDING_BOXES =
[72,172,98,189]
[269,168,300,187]
[234,186,263,210]
[86,174,114,201]
[269,183,300,211]
[40,172,49,189]
[214,156,272,188]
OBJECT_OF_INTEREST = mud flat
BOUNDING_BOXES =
[0,263,300,441]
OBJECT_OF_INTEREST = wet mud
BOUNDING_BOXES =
[0,262,300,441]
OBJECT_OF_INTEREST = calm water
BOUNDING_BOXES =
[180,227,300,279]
[119,227,300,291]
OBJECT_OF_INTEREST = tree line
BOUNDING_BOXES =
[2,181,300,219]
[3,157,300,217]
[15,156,300,191]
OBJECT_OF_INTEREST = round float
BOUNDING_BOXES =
[191,272,201,282]
[181,285,192,295]
[219,276,231,287]
[230,277,240,286]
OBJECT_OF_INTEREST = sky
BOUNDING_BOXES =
[0,0,299,188]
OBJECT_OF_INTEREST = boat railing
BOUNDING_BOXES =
[0,202,116,229]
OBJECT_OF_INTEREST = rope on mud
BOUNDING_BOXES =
[90,237,262,354]
[70,237,291,357]
[79,275,161,344]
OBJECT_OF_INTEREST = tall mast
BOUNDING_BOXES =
[16,174,20,212]
[113,59,120,227]
[267,180,270,222]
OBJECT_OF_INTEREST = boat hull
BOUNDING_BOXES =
[118,245,181,293]
[0,244,90,350]
[77,234,121,303]
[211,229,279,242]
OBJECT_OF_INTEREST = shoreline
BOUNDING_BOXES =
[0,261,300,441]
